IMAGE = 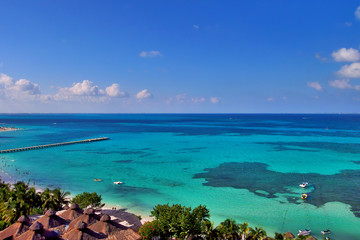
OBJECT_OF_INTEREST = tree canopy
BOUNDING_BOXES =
[71,191,105,209]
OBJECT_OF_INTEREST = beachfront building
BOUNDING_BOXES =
[0,205,141,240]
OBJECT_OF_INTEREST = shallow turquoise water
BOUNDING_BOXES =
[0,114,360,239]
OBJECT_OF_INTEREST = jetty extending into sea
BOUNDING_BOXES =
[0,137,109,153]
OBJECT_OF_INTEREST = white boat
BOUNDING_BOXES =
[113,181,123,185]
[321,229,331,235]
[299,182,308,188]
[298,229,311,236]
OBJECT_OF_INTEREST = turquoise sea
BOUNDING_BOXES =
[0,114,360,239]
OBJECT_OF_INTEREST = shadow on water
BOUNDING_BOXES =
[194,162,360,217]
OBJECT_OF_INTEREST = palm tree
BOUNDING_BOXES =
[249,227,267,240]
[239,222,250,240]
[201,219,219,240]
[51,188,70,210]
[217,218,240,240]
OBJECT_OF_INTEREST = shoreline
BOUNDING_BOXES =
[0,127,19,132]
[0,169,153,226]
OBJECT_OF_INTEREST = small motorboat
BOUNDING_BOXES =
[298,229,311,236]
[321,229,331,235]
[113,181,123,185]
[299,182,308,188]
[301,194,307,200]
[94,179,102,182]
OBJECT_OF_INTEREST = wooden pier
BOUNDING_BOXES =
[0,137,109,153]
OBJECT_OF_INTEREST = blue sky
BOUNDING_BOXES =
[0,1,360,113]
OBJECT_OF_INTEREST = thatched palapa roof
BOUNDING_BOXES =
[62,221,107,240]
[107,229,141,240]
[283,231,295,239]
[59,203,84,221]
[0,216,32,240]
[65,208,100,233]
[88,214,127,236]
[34,209,67,229]
[14,222,60,240]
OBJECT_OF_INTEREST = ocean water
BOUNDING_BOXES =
[0,114,360,239]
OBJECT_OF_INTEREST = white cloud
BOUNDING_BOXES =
[0,73,13,87]
[307,81,323,91]
[105,84,128,98]
[54,80,104,101]
[355,6,360,20]
[136,89,152,100]
[62,80,102,96]
[9,79,41,95]
[338,62,360,78]
[193,25,199,30]
[332,48,360,62]
[0,73,41,101]
[210,97,220,103]
[329,79,360,90]
[329,79,352,89]
[139,51,162,58]
[267,97,274,101]
[345,22,352,27]
[54,80,131,102]
[191,97,205,103]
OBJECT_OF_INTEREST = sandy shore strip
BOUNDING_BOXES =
[0,170,153,229]
[0,126,19,132]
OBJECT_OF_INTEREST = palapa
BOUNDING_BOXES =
[283,231,295,239]
[59,203,84,221]
[65,208,100,233]
[0,216,32,240]
[14,222,60,240]
[34,209,67,229]
[107,229,141,240]
[88,214,127,236]
[62,221,107,240]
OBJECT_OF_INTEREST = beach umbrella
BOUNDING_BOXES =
[65,208,100,233]
[283,232,295,239]
[14,222,60,240]
[59,203,83,221]
[107,229,142,240]
[0,216,32,240]
[62,221,107,240]
[88,214,127,235]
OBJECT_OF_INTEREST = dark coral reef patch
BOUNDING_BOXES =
[194,162,360,217]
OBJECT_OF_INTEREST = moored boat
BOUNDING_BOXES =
[299,182,308,188]
[298,229,311,236]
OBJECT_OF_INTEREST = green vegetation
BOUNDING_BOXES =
[71,191,105,209]
[0,179,70,230]
[139,203,319,240]
[0,179,326,240]
[150,203,210,239]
